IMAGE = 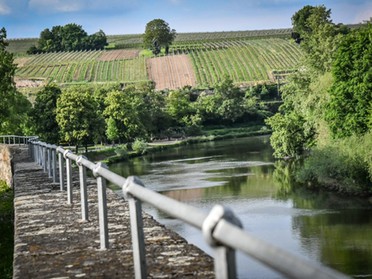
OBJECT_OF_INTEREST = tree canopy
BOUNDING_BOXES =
[28,23,108,54]
[0,27,31,134]
[143,19,176,55]
[0,27,16,126]
[30,84,61,143]
[267,6,371,193]
[326,23,372,138]
[56,86,104,152]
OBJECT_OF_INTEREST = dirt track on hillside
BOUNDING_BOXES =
[147,54,196,90]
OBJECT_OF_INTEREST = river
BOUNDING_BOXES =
[109,136,372,278]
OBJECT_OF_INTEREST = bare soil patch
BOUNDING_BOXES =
[98,49,139,61]
[15,77,45,88]
[147,54,197,90]
[14,57,32,67]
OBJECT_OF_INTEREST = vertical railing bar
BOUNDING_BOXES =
[52,147,57,183]
[94,162,109,250]
[48,147,52,178]
[77,156,89,222]
[123,176,147,279]
[65,151,73,204]
[214,247,237,279]
[43,146,48,172]
[203,205,242,279]
[39,145,43,166]
[58,150,65,191]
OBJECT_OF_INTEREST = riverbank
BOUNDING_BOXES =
[85,124,270,164]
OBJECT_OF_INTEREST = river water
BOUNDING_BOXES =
[109,136,372,278]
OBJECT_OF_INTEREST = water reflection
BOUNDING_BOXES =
[109,136,372,278]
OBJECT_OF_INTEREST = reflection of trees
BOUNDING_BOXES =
[273,160,372,277]
[292,210,372,276]
[272,160,298,198]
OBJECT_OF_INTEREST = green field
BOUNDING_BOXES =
[11,29,303,88]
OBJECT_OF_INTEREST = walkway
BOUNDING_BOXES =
[11,147,214,278]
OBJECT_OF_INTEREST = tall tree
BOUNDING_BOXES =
[292,5,348,73]
[0,27,16,127]
[143,19,176,55]
[0,27,31,134]
[30,84,61,143]
[56,86,104,152]
[103,87,147,142]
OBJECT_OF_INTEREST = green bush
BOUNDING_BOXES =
[296,133,372,195]
[114,144,128,158]
[132,139,148,155]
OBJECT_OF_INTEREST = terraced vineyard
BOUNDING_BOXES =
[15,50,148,84]
[14,35,303,90]
[187,38,303,86]
[107,28,292,49]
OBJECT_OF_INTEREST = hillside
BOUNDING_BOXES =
[11,29,303,90]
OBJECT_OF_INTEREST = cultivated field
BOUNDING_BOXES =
[15,50,147,84]
[147,54,196,90]
[12,29,303,90]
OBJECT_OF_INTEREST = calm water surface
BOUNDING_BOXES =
[109,136,372,279]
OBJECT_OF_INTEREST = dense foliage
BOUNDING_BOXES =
[28,79,273,151]
[326,24,372,138]
[267,5,371,195]
[56,86,105,152]
[28,23,108,54]
[30,84,61,143]
[143,19,176,55]
[0,27,31,135]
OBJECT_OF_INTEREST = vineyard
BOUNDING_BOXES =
[107,28,292,49]
[13,32,303,90]
[15,50,148,84]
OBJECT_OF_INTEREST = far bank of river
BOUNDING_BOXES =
[108,136,372,279]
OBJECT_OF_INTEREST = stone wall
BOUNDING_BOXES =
[0,145,12,187]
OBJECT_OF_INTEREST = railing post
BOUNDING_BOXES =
[57,148,65,191]
[123,176,147,279]
[203,205,242,279]
[43,146,48,172]
[51,146,57,183]
[32,143,37,162]
[47,146,52,178]
[37,144,42,165]
[64,150,73,204]
[77,156,89,222]
[93,162,109,250]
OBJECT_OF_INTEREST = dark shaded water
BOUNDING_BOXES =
[110,136,372,278]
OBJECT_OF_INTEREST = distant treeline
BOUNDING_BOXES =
[27,23,108,54]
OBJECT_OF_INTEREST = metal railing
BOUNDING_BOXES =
[24,139,349,279]
[0,135,38,145]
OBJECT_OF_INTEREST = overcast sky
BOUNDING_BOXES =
[1,0,371,39]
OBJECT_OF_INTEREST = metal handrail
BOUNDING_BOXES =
[0,135,38,145]
[26,139,350,279]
